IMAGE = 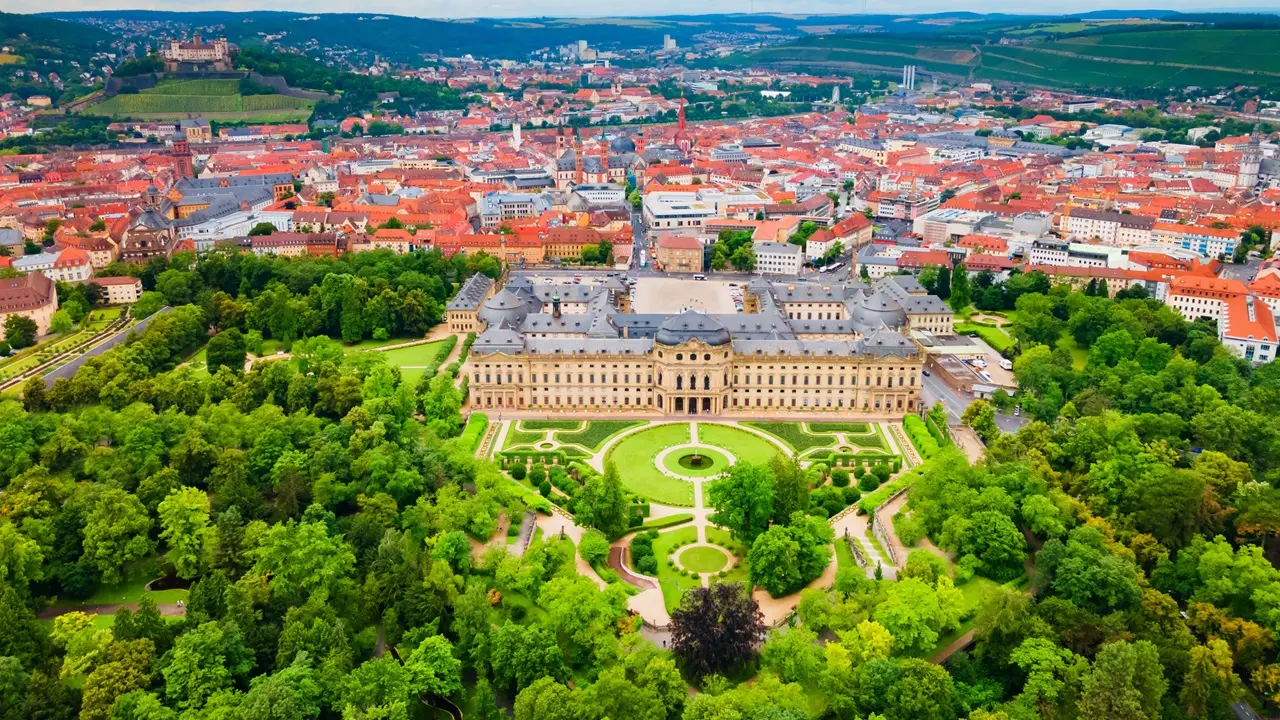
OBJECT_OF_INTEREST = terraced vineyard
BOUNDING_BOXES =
[730,27,1280,90]
[88,78,314,120]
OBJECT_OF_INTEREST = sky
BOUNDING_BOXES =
[13,0,1280,17]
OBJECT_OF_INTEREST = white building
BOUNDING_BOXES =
[95,276,144,305]
[643,192,718,230]
[1059,207,1155,247]
[754,241,803,275]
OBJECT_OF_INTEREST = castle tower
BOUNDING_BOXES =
[1238,125,1263,191]
[170,133,193,180]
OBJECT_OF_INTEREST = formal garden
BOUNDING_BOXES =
[493,418,909,613]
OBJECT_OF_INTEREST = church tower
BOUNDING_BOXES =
[1238,125,1263,191]
[674,97,693,156]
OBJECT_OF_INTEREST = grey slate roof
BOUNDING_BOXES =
[447,273,494,311]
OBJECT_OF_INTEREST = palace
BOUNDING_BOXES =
[460,274,950,417]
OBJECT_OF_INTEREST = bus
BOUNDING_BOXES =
[639,250,648,268]
[828,262,845,274]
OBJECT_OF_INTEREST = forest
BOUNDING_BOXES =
[2,249,1280,720]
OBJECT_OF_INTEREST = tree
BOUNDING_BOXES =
[3,315,37,349]
[1180,639,1242,718]
[404,635,462,698]
[749,513,832,597]
[206,328,247,376]
[962,400,999,443]
[160,621,255,710]
[730,244,756,272]
[1077,640,1167,720]
[80,638,155,720]
[248,222,275,236]
[131,291,166,319]
[82,488,154,585]
[760,626,823,684]
[670,583,766,678]
[873,578,945,655]
[251,516,356,604]
[580,462,630,539]
[489,620,568,694]
[514,677,575,720]
[158,486,212,579]
[949,263,971,310]
[769,456,809,523]
[49,310,73,334]
[934,265,952,300]
[709,462,775,545]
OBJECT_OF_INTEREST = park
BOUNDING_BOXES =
[491,417,919,623]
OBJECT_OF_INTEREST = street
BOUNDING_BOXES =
[922,371,1029,433]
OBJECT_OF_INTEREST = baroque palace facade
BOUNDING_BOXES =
[449,274,954,418]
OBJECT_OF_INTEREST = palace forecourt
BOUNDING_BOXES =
[455,274,955,418]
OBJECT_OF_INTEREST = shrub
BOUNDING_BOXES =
[528,465,546,484]
[842,486,862,504]
[598,568,621,584]
[853,464,866,479]
[507,521,521,537]
[894,513,927,547]
[510,605,527,621]
[579,530,610,567]
[858,473,881,492]
[511,464,527,480]
[538,481,552,497]
[637,555,658,575]
[831,469,850,487]
[903,415,940,458]
[871,464,893,484]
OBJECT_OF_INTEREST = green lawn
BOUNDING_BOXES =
[503,425,548,449]
[705,527,750,585]
[834,537,857,572]
[699,424,784,465]
[555,420,648,451]
[522,420,582,431]
[955,322,1014,352]
[662,447,731,477]
[606,424,695,506]
[653,526,703,611]
[742,422,835,452]
[679,546,730,573]
[641,513,694,530]
[55,561,189,608]
[375,340,447,366]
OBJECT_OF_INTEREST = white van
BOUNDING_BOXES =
[999,358,1013,371]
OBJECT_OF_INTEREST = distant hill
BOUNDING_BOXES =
[42,10,1075,63]
[0,11,108,68]
[722,25,1280,93]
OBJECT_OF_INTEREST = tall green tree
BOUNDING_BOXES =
[709,462,775,545]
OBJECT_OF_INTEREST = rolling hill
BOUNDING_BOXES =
[41,10,1155,64]
[725,26,1280,92]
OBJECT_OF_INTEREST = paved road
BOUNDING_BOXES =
[1219,256,1262,282]
[43,306,172,388]
[922,371,1029,432]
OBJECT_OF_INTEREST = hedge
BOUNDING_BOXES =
[499,450,571,468]
[903,416,940,459]
[924,413,951,447]
[640,513,694,530]
[856,471,916,514]
[827,453,902,472]
[460,412,489,453]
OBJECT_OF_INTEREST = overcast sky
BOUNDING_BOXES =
[14,0,1280,17]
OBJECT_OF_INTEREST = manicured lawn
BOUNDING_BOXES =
[606,424,695,506]
[705,527,750,585]
[522,420,582,431]
[662,447,730,477]
[845,426,888,450]
[743,422,835,452]
[556,420,648,451]
[653,526,703,611]
[377,340,447,367]
[642,513,694,530]
[55,561,189,608]
[835,536,857,572]
[955,322,1014,353]
[699,424,784,465]
[503,425,547,449]
[808,422,871,434]
[679,546,730,573]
